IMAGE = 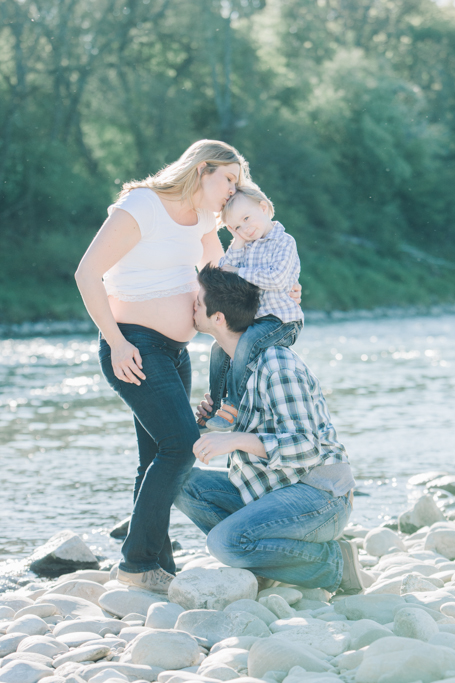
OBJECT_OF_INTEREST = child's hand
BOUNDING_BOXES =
[289,282,302,305]
[196,393,213,420]
[221,265,239,274]
[226,225,246,250]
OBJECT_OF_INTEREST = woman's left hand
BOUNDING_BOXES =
[289,282,302,305]
[193,433,239,465]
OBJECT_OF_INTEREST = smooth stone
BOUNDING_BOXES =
[118,626,151,643]
[56,631,104,647]
[6,615,49,636]
[44,580,106,605]
[355,635,455,683]
[18,635,69,657]
[378,562,441,582]
[0,608,15,620]
[334,594,406,624]
[180,556,225,571]
[145,603,184,630]
[0,596,33,612]
[130,630,199,669]
[169,569,257,611]
[52,662,82,677]
[393,606,439,641]
[53,642,112,667]
[347,619,392,650]
[110,518,131,540]
[332,649,364,670]
[26,530,99,577]
[14,604,58,620]
[198,648,249,674]
[247,638,333,678]
[401,572,443,594]
[426,475,455,495]
[282,668,338,683]
[224,600,277,626]
[56,570,111,586]
[442,603,455,618]
[53,618,123,637]
[404,588,455,611]
[200,664,241,680]
[269,619,350,657]
[399,494,446,534]
[36,594,104,619]
[0,633,29,657]
[258,595,294,619]
[256,588,302,605]
[176,610,270,648]
[99,588,166,618]
[121,612,146,624]
[363,528,406,557]
[0,659,53,683]
[290,588,330,603]
[409,471,449,487]
[33,678,65,683]
[364,577,403,595]
[0,652,52,668]
[425,529,455,560]
[292,599,329,611]
[430,632,455,649]
[77,662,163,681]
[210,637,261,653]
[89,672,129,683]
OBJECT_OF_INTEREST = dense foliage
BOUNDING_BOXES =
[1,0,455,321]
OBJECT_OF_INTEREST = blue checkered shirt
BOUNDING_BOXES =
[228,346,350,504]
[219,221,304,323]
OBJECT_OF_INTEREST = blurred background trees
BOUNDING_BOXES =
[1,0,455,321]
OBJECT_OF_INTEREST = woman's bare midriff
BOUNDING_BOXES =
[108,290,198,343]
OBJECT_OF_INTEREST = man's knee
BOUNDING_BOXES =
[206,521,246,567]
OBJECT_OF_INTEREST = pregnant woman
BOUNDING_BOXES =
[75,139,300,594]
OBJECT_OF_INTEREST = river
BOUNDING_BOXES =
[0,313,453,578]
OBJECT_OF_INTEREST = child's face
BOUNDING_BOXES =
[226,194,273,242]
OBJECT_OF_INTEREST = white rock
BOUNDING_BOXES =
[0,596,33,612]
[118,626,151,643]
[89,673,129,683]
[404,587,455,611]
[145,602,184,630]
[169,569,257,611]
[77,662,163,681]
[429,632,455,649]
[26,530,99,576]
[364,577,403,596]
[200,664,241,680]
[282,667,339,683]
[121,612,145,625]
[0,633,29,657]
[425,529,455,560]
[442,603,455,618]
[53,618,123,638]
[256,588,302,604]
[0,659,53,683]
[0,652,53,669]
[180,556,226,571]
[198,648,249,674]
[334,594,406,624]
[247,638,334,678]
[393,606,439,641]
[0,608,15,620]
[44,580,106,605]
[56,631,103,647]
[53,642,112,667]
[258,595,294,619]
[175,610,270,647]
[224,600,277,626]
[355,635,455,683]
[6,615,49,637]
[332,649,365,670]
[210,637,261,653]
[99,587,165,618]
[399,494,446,534]
[56,570,111,585]
[401,572,443,594]
[347,619,392,649]
[17,635,69,657]
[364,528,406,557]
[35,594,104,619]
[14,604,58,620]
[269,618,350,657]
[130,630,199,669]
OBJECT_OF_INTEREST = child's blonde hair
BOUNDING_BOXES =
[120,140,250,209]
[221,184,275,225]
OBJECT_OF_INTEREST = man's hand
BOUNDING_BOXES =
[196,393,213,421]
[193,433,240,465]
[289,282,302,305]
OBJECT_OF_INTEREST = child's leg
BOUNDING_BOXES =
[198,341,230,429]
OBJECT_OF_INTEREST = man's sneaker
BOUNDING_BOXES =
[256,576,281,592]
[337,539,366,595]
[206,402,238,432]
[117,567,175,595]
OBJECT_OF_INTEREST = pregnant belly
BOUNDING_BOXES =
[108,290,198,342]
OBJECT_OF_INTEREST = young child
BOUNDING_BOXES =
[199,184,304,432]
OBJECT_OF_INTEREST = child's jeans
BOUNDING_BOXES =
[209,315,303,411]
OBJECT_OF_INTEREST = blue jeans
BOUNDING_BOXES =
[209,316,303,411]
[99,324,200,575]
[174,467,351,592]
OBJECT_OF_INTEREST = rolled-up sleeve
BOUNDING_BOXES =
[219,246,245,268]
[238,236,298,291]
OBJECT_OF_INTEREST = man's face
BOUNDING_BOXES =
[193,286,213,334]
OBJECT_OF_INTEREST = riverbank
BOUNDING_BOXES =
[2,473,455,682]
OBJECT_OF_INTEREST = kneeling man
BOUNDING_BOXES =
[175,264,365,594]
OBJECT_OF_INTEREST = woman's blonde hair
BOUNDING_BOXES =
[221,184,275,225]
[120,140,250,206]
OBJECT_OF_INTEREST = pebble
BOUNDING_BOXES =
[77,662,162,681]
[442,602,455,618]
[26,529,99,577]
[56,570,111,585]
[198,648,249,674]
[258,595,294,620]
[256,588,302,605]
[169,568,258,611]
[14,604,58,620]
[0,652,52,669]
[200,664,241,680]
[363,529,406,557]
[175,609,270,647]
[247,638,334,678]
[425,529,455,560]
[145,602,184,630]
[53,618,123,637]
[210,637,261,653]
[398,494,446,534]
[393,606,439,640]
[36,594,104,619]
[56,631,104,647]
[0,659,54,683]
[18,635,69,657]
[129,630,200,669]
[0,608,15,620]
[224,600,277,626]
[400,572,443,594]
[0,633,29,657]
[44,579,106,605]
[52,642,112,667]
[99,587,166,618]
[0,596,33,612]
[6,615,49,637]
[334,594,406,624]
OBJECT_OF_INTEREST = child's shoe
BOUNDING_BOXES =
[206,401,238,432]
[196,415,210,434]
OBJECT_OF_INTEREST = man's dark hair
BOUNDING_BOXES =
[197,263,260,333]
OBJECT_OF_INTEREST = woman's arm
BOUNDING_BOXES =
[198,226,225,270]
[75,209,146,385]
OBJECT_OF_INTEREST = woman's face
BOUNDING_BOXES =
[197,163,240,212]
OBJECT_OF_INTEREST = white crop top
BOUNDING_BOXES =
[103,188,216,301]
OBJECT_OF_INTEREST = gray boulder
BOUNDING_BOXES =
[26,530,99,577]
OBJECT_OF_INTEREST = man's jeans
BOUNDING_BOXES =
[175,467,352,592]
[99,324,200,575]
[209,316,303,412]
